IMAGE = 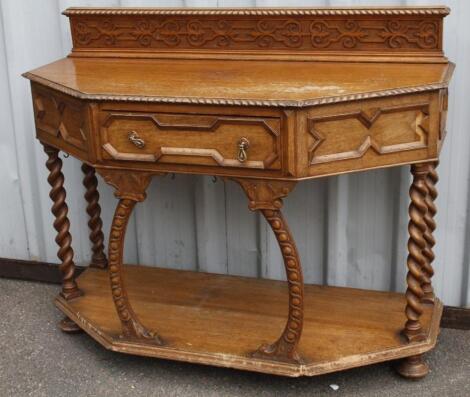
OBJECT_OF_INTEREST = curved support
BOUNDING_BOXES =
[422,162,438,304]
[231,178,302,363]
[254,208,304,363]
[43,144,82,300]
[108,198,162,343]
[403,164,428,342]
[98,169,162,343]
[82,163,107,269]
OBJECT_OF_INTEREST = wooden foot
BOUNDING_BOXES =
[396,355,429,379]
[403,164,428,343]
[43,144,82,301]
[59,316,83,333]
[82,163,107,269]
[233,178,303,363]
[422,162,438,304]
[99,170,163,344]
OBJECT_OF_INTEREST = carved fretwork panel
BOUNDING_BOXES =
[32,85,89,159]
[100,112,282,170]
[65,9,446,58]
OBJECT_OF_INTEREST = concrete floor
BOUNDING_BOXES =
[0,278,469,397]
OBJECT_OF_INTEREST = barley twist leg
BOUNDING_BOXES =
[403,164,428,342]
[43,144,82,300]
[422,162,438,304]
[82,163,107,269]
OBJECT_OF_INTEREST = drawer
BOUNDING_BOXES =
[100,111,282,170]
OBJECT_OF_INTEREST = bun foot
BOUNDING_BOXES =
[59,316,83,333]
[396,355,429,379]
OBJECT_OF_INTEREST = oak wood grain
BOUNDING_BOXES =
[24,58,452,107]
[56,266,441,377]
[23,5,454,379]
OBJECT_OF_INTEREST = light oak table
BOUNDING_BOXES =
[24,6,454,379]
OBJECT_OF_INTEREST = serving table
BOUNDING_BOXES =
[24,6,453,378]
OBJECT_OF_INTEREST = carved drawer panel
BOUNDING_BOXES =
[304,92,439,177]
[31,85,89,160]
[100,112,281,170]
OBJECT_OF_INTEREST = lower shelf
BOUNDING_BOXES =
[56,266,442,377]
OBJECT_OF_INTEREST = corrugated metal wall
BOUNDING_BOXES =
[0,0,469,306]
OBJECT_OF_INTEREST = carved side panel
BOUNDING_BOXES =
[99,112,281,170]
[308,104,429,164]
[303,92,440,178]
[32,84,90,160]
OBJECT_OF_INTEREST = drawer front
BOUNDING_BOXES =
[304,92,439,177]
[32,84,90,160]
[100,112,281,170]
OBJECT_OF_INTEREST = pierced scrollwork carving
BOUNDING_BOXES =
[310,20,367,49]
[70,16,441,52]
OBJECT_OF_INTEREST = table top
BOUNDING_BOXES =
[25,6,453,182]
[25,57,452,107]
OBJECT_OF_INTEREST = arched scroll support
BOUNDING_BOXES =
[97,169,163,344]
[231,178,303,364]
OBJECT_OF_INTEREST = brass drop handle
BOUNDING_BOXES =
[128,131,145,149]
[237,137,249,163]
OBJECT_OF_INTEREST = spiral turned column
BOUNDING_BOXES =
[43,144,82,300]
[253,209,304,363]
[403,164,429,343]
[81,163,107,269]
[108,198,162,343]
[421,162,438,304]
